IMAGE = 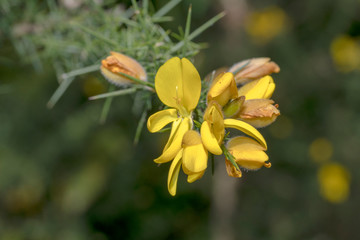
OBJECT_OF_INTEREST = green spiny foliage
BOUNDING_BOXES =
[1,0,224,142]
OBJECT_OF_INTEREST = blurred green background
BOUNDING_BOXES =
[1,0,360,239]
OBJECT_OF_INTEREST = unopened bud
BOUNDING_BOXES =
[223,96,245,118]
[100,51,147,86]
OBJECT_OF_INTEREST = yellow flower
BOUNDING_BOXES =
[207,72,238,106]
[236,75,280,128]
[200,101,225,155]
[330,35,360,72]
[147,57,201,164]
[168,130,208,196]
[100,51,147,85]
[201,101,267,155]
[245,6,287,45]
[227,136,270,174]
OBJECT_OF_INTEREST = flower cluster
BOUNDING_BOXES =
[147,57,280,196]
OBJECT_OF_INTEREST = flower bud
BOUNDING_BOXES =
[207,72,238,106]
[223,96,245,118]
[237,99,280,128]
[229,58,280,84]
[201,101,225,155]
[100,51,147,86]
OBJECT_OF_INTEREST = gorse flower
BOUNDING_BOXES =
[148,56,280,196]
[168,130,208,196]
[147,57,207,195]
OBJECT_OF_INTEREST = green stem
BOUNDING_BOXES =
[170,11,226,53]
[99,85,115,124]
[133,109,147,145]
[89,87,138,100]
[117,72,155,89]
[47,77,74,109]
[61,64,100,80]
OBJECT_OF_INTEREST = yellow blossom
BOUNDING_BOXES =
[167,130,208,196]
[100,51,147,85]
[200,101,225,155]
[330,35,360,72]
[236,75,280,128]
[201,101,267,155]
[227,136,270,172]
[147,57,201,164]
[207,72,238,106]
[245,6,287,45]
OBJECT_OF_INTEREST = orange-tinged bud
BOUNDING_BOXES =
[237,99,280,128]
[100,51,147,86]
[229,58,280,84]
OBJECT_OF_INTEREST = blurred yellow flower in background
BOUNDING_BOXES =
[330,35,360,72]
[317,163,351,203]
[245,6,287,44]
[309,138,333,163]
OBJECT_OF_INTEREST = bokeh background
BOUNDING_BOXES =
[1,0,360,239]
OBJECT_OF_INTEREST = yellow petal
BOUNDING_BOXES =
[182,130,208,173]
[264,82,275,99]
[187,171,205,183]
[147,109,178,133]
[203,101,225,143]
[207,72,238,106]
[238,75,275,100]
[163,118,182,151]
[167,150,183,196]
[200,121,223,155]
[223,118,267,149]
[227,136,269,170]
[155,57,201,112]
[154,117,191,163]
